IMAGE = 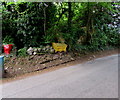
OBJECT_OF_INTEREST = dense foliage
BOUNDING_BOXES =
[2,2,120,53]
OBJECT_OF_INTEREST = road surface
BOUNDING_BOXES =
[1,54,119,98]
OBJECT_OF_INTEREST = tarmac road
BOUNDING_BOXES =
[1,54,119,98]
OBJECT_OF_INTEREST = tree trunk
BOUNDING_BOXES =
[44,7,46,35]
[86,2,92,44]
[68,2,72,32]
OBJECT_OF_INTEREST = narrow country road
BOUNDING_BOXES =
[1,54,119,98]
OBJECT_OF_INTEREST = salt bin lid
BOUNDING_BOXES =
[0,56,4,59]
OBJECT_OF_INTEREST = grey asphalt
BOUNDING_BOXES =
[1,54,119,98]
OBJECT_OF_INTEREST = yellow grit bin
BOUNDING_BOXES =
[52,43,67,52]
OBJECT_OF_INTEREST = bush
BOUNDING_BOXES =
[18,48,27,57]
[106,28,120,47]
[74,26,120,53]
[3,36,14,45]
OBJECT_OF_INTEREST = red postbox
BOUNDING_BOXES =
[3,44,13,54]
